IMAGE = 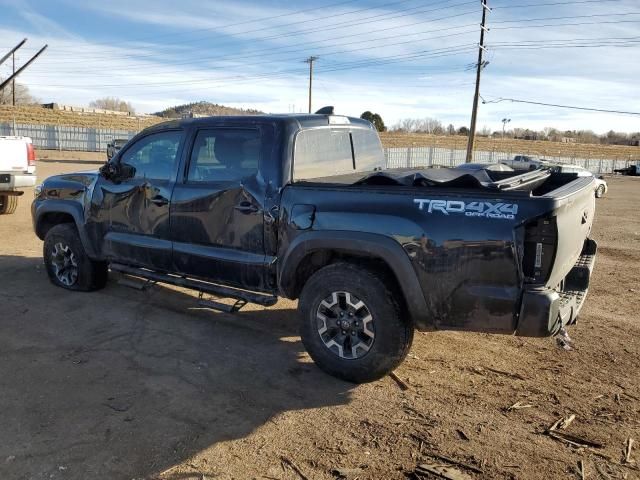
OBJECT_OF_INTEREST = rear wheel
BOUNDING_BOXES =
[595,185,605,198]
[0,194,18,214]
[298,263,413,383]
[43,224,108,291]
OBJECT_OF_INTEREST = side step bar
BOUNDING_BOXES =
[110,263,278,308]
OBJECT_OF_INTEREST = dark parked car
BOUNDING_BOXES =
[614,164,639,176]
[32,111,598,383]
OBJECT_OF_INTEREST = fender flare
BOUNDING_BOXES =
[33,200,98,258]
[278,230,431,329]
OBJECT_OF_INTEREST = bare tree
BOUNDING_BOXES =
[89,97,135,114]
[393,117,444,134]
[0,79,39,105]
[479,126,492,137]
[416,118,443,134]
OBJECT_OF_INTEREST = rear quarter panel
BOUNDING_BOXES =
[280,185,556,333]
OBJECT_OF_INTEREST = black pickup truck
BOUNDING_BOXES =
[32,111,597,383]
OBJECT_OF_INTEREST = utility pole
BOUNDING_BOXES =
[12,52,16,106]
[0,41,48,93]
[304,56,319,114]
[465,1,490,163]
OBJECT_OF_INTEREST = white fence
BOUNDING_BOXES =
[0,123,137,152]
[1,122,635,174]
[385,146,635,174]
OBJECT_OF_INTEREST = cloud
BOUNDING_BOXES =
[0,1,638,133]
[14,0,80,41]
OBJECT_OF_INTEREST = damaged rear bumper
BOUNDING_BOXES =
[516,238,597,337]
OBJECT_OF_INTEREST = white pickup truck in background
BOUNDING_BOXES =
[0,136,37,215]
[503,154,550,171]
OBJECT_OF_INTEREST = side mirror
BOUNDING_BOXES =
[99,161,118,180]
[99,162,136,182]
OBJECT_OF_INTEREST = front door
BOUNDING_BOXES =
[90,129,184,271]
[170,127,269,291]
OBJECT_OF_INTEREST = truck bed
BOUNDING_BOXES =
[281,166,596,335]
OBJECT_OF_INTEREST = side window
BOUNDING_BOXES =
[187,129,260,183]
[120,131,182,181]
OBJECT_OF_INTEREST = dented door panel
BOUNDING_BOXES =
[170,178,268,290]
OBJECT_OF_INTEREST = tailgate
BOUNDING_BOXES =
[525,176,596,289]
[0,137,29,172]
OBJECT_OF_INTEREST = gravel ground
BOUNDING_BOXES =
[0,161,638,480]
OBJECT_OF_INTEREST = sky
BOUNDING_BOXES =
[0,0,639,134]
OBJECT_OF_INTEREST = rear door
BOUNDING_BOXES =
[169,126,269,291]
[90,129,184,271]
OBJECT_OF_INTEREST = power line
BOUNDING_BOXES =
[492,19,640,30]
[21,0,469,65]
[5,0,364,52]
[27,27,479,82]
[493,0,621,8]
[22,31,480,88]
[25,16,480,80]
[20,45,478,99]
[491,11,640,23]
[482,96,640,115]
[29,45,477,90]
[29,23,478,78]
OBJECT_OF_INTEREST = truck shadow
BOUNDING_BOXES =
[0,255,354,479]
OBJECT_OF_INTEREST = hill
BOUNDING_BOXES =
[155,101,262,118]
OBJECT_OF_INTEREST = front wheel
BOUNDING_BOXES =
[298,263,413,383]
[595,185,605,198]
[43,224,108,291]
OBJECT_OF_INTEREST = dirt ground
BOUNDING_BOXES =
[0,160,638,480]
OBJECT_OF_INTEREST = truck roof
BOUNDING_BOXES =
[144,113,374,133]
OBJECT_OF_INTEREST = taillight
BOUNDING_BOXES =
[27,143,36,167]
[522,216,557,284]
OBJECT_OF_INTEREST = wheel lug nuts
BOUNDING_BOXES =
[351,331,356,336]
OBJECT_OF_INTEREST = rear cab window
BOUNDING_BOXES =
[293,127,384,182]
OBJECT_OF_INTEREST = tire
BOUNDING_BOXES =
[595,185,605,198]
[43,223,108,291]
[298,262,413,383]
[0,194,18,215]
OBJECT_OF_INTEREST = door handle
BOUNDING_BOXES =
[150,195,169,206]
[234,201,259,214]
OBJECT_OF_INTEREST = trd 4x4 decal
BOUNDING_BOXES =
[414,199,518,220]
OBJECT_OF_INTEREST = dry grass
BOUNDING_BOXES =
[380,132,640,161]
[0,105,164,130]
